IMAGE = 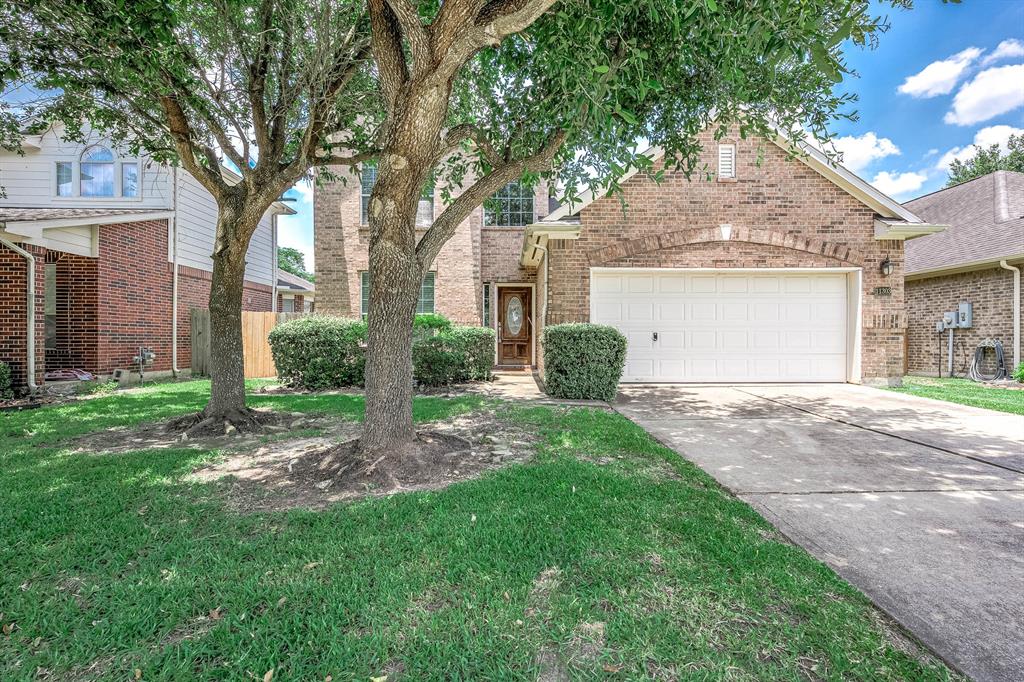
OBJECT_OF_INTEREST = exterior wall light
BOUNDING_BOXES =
[879,257,894,277]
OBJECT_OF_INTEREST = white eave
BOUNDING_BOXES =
[520,221,581,267]
[874,218,948,241]
[1,210,175,238]
[278,286,315,295]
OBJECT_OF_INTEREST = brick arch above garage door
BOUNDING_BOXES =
[587,227,866,267]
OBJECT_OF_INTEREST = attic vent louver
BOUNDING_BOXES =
[718,144,736,180]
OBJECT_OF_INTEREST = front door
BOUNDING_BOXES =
[497,287,532,366]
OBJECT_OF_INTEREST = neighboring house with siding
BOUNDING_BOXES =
[316,127,945,385]
[903,171,1024,376]
[0,124,294,391]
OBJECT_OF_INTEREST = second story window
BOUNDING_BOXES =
[55,145,140,199]
[360,162,435,227]
[360,163,376,225]
[484,182,534,227]
[80,145,116,197]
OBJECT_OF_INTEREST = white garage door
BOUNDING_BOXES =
[591,270,849,383]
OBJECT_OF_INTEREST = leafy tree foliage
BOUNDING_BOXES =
[947,135,1024,187]
[277,247,313,281]
[0,0,376,429]
[1,0,913,450]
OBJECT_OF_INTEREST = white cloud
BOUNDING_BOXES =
[831,132,900,172]
[898,47,982,98]
[981,39,1024,66]
[936,124,1024,170]
[871,171,928,197]
[944,64,1024,125]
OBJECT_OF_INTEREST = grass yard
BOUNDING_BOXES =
[887,375,1024,415]
[0,380,957,680]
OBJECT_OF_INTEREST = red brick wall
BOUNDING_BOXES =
[546,130,906,382]
[1,221,274,388]
[0,242,46,391]
[906,264,1022,375]
[52,252,100,371]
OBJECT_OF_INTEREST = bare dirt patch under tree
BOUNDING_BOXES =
[190,410,539,511]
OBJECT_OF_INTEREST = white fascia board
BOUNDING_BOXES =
[873,219,948,240]
[520,222,582,267]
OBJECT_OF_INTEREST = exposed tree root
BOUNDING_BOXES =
[165,407,274,439]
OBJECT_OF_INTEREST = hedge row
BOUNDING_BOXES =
[542,323,626,401]
[269,314,495,389]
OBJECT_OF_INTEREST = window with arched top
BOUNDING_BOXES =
[55,144,140,199]
[80,146,116,197]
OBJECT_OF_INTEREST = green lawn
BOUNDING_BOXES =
[887,376,1024,415]
[1,381,956,680]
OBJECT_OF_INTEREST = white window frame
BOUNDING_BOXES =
[53,146,142,200]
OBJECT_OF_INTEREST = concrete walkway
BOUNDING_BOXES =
[614,384,1024,682]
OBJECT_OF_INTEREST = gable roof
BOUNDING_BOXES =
[543,130,934,227]
[276,268,314,293]
[903,171,1024,276]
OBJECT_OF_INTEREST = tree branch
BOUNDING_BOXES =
[383,0,430,74]
[416,129,566,269]
[443,124,501,167]
[159,94,226,196]
[369,0,409,110]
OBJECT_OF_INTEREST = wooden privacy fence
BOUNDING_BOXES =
[190,309,307,379]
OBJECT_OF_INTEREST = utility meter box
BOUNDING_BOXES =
[942,312,957,329]
[957,302,973,328]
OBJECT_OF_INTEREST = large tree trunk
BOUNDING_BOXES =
[204,240,250,421]
[360,164,427,454]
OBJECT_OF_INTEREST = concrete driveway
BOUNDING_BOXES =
[614,384,1024,682]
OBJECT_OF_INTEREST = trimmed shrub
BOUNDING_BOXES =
[268,316,367,389]
[543,323,626,401]
[413,326,495,386]
[0,361,13,400]
[1014,362,1024,383]
[413,313,452,337]
[269,315,494,390]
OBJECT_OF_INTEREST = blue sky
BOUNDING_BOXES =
[279,0,1024,272]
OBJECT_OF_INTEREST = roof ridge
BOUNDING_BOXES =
[994,171,1011,223]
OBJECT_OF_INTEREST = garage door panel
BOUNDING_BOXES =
[691,302,717,321]
[627,276,654,293]
[657,302,685,321]
[691,276,717,293]
[593,270,849,383]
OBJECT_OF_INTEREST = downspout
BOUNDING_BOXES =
[1000,260,1021,369]
[170,166,181,378]
[271,214,278,313]
[0,237,38,393]
[532,242,549,372]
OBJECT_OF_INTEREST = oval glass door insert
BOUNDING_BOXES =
[506,296,523,335]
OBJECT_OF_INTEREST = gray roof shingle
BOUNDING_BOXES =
[0,207,167,224]
[903,171,1024,274]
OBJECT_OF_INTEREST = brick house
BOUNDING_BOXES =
[0,125,294,392]
[316,129,946,385]
[903,171,1023,377]
[276,268,315,313]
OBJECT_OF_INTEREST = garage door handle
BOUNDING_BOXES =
[652,332,658,342]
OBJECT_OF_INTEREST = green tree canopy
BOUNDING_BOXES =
[277,246,313,281]
[947,135,1024,187]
